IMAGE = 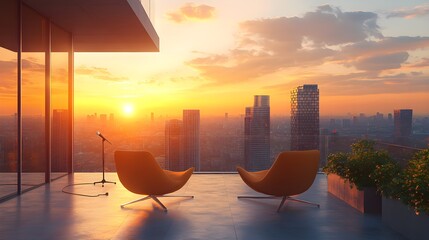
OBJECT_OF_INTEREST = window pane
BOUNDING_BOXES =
[0,0,18,199]
[22,5,47,188]
[51,24,71,180]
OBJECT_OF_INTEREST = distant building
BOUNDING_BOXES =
[165,110,200,171]
[100,114,107,122]
[165,119,183,171]
[244,95,271,170]
[394,109,413,137]
[342,119,351,129]
[52,109,69,172]
[387,113,393,128]
[290,84,319,150]
[183,110,200,171]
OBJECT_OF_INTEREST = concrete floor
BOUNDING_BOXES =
[0,173,406,240]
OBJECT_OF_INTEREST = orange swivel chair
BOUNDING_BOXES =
[237,150,320,212]
[115,151,194,212]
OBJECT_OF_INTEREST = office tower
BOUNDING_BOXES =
[100,114,107,122]
[342,119,351,129]
[387,113,393,125]
[290,84,319,150]
[109,113,114,122]
[183,110,200,171]
[52,109,69,172]
[151,112,154,122]
[165,119,183,171]
[244,95,270,171]
[394,109,413,137]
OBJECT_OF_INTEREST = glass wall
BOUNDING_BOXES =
[1,1,74,202]
[51,24,71,180]
[21,5,48,189]
[0,0,18,200]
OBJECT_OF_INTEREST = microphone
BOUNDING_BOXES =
[96,131,112,144]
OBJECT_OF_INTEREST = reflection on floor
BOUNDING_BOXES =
[0,172,67,198]
[0,173,406,240]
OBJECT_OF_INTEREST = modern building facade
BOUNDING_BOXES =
[165,119,184,171]
[51,109,69,172]
[165,110,200,171]
[290,84,320,151]
[183,110,200,171]
[394,109,413,137]
[0,0,158,201]
[244,95,271,171]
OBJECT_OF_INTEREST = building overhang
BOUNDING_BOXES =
[23,0,159,52]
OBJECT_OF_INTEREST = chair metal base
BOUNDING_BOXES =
[237,195,320,212]
[121,195,194,212]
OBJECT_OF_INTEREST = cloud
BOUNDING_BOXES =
[0,58,48,91]
[187,5,429,91]
[338,37,429,58]
[387,4,429,19]
[0,60,17,95]
[167,3,216,23]
[75,65,128,82]
[410,58,429,68]
[187,5,384,85]
[238,5,382,50]
[265,72,429,96]
[22,58,45,72]
[353,52,409,72]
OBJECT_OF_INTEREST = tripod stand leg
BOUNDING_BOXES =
[94,138,116,186]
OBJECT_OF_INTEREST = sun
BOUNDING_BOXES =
[123,103,134,116]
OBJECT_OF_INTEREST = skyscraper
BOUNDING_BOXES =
[183,110,200,171]
[290,84,319,150]
[52,109,69,172]
[165,110,201,171]
[394,109,413,137]
[244,95,270,170]
[165,119,183,171]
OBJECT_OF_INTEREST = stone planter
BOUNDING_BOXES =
[382,197,429,240]
[327,173,381,214]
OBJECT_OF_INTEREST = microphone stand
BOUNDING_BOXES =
[94,131,116,187]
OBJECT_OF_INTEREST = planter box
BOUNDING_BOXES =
[327,173,381,214]
[382,197,429,240]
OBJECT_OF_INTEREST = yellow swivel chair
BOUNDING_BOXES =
[115,151,194,212]
[237,150,320,212]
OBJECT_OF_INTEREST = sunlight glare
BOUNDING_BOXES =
[123,103,134,116]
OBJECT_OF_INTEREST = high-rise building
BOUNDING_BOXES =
[165,119,183,171]
[394,109,413,137]
[52,109,69,172]
[290,84,319,150]
[165,110,201,171]
[183,110,200,171]
[244,95,270,170]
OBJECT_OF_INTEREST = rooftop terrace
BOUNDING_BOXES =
[0,173,406,240]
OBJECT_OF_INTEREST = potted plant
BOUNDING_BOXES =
[372,149,429,240]
[323,139,393,214]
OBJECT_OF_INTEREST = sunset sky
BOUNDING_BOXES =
[73,0,429,118]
